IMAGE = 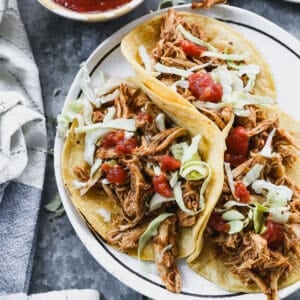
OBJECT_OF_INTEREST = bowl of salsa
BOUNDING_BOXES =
[37,0,144,22]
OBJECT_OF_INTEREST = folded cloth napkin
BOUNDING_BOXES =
[0,290,100,300]
[0,0,47,295]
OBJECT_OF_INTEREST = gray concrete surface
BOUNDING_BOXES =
[17,0,300,299]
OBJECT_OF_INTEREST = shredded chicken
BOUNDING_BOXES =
[153,215,181,293]
[106,222,149,251]
[191,0,227,9]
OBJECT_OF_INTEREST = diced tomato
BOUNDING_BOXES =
[102,130,125,149]
[160,155,181,172]
[188,73,223,103]
[224,152,247,167]
[115,138,138,155]
[226,126,249,156]
[101,163,111,173]
[179,40,208,58]
[137,112,153,123]
[208,212,230,232]
[235,181,250,203]
[105,165,128,185]
[262,220,284,249]
[153,174,173,198]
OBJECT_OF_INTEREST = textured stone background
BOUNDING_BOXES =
[17,0,300,299]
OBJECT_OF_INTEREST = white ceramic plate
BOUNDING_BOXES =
[54,5,300,300]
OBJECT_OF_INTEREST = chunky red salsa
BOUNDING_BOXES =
[54,0,131,13]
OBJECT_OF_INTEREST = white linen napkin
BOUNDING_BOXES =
[0,290,100,300]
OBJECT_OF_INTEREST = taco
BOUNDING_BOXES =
[121,9,276,136]
[188,106,300,300]
[58,65,225,293]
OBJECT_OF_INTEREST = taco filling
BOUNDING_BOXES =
[59,65,213,293]
[201,106,300,299]
[136,9,274,131]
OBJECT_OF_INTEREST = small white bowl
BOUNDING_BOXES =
[37,0,144,22]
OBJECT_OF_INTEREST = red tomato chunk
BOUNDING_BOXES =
[188,73,223,103]
[262,220,284,249]
[179,40,208,58]
[115,138,138,155]
[160,155,181,172]
[153,174,173,198]
[102,130,137,155]
[102,130,125,149]
[105,165,128,185]
[225,126,249,167]
[208,212,230,232]
[235,181,250,203]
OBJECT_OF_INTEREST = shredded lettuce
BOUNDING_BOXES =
[259,128,276,158]
[177,24,217,52]
[242,164,264,187]
[149,193,174,212]
[139,45,152,72]
[78,64,96,104]
[181,134,201,163]
[138,213,174,261]
[155,113,166,132]
[215,200,251,213]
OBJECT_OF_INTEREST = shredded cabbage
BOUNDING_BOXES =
[83,97,93,125]
[138,213,174,261]
[78,64,96,104]
[253,203,268,233]
[169,171,178,188]
[180,161,209,181]
[57,100,83,138]
[269,207,290,224]
[94,78,124,97]
[181,134,201,163]
[103,106,116,123]
[259,128,276,158]
[75,118,136,134]
[149,193,174,212]
[242,164,264,187]
[215,200,251,213]
[94,89,120,108]
[84,128,111,165]
[222,210,245,221]
[154,63,192,78]
[171,80,189,91]
[202,51,250,62]
[228,220,244,234]
[155,113,166,132]
[90,158,103,177]
[224,163,236,199]
[139,45,152,72]
[177,24,217,52]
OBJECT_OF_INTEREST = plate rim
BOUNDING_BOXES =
[54,4,300,299]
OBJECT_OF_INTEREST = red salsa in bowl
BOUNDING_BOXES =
[54,0,132,12]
